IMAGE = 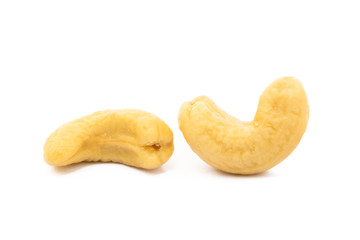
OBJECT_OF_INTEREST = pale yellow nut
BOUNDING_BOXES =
[44,110,174,169]
[178,77,309,175]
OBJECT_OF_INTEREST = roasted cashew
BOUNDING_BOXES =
[44,110,174,169]
[178,77,309,174]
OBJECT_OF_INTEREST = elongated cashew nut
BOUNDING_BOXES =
[44,110,174,169]
[178,77,309,174]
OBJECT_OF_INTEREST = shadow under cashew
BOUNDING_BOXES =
[52,161,168,175]
[208,167,275,178]
[135,166,166,175]
[53,162,94,175]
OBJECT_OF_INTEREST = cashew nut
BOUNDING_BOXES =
[44,110,174,169]
[178,77,309,174]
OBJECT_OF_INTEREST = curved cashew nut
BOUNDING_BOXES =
[178,77,309,174]
[44,110,174,169]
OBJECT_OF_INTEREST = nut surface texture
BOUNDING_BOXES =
[178,77,309,174]
[44,110,174,169]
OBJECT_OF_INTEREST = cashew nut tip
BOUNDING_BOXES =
[44,110,174,169]
[178,77,309,175]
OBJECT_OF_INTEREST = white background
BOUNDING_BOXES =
[1,1,359,239]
